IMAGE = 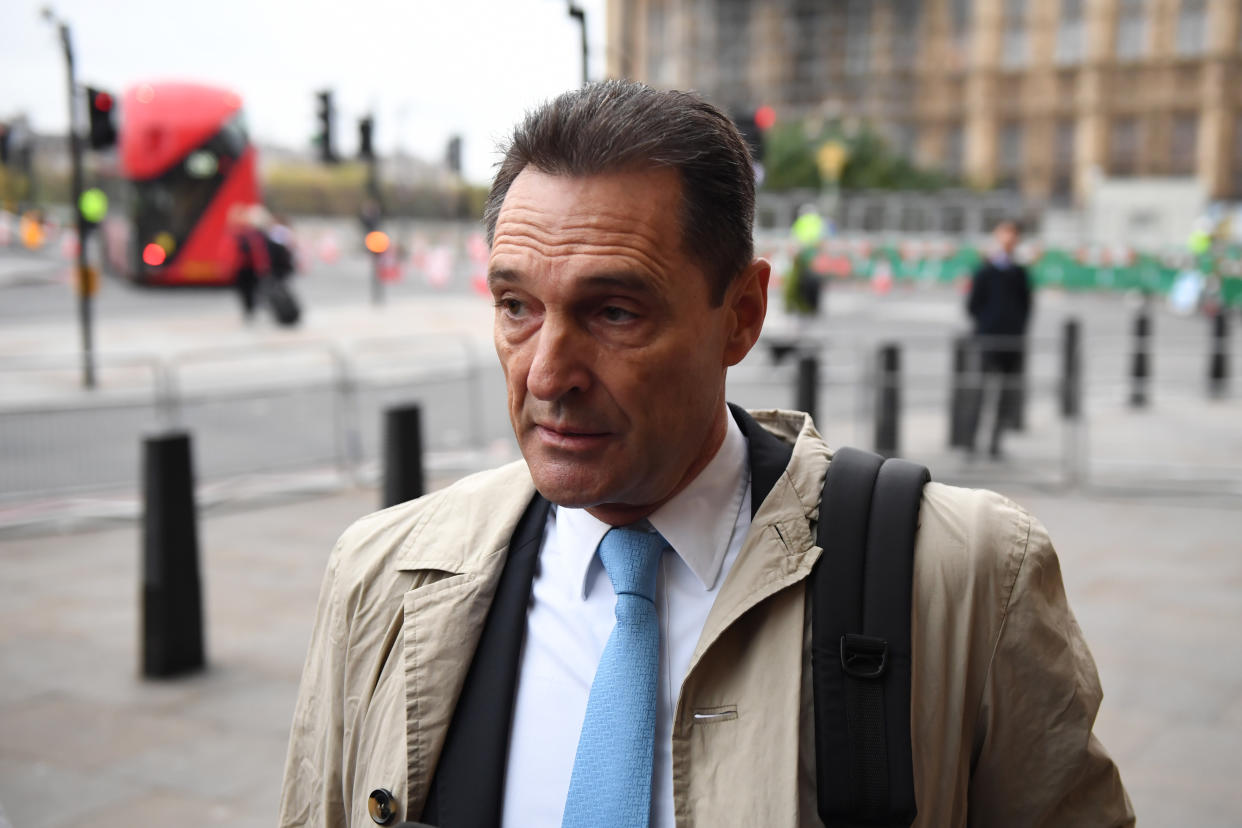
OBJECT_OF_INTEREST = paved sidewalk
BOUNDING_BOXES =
[2,278,1240,825]
[0,479,1239,826]
[0,490,373,828]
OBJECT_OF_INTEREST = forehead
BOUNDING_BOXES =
[490,167,688,280]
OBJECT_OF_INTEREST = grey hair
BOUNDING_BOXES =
[483,80,755,306]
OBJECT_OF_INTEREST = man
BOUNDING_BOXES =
[964,219,1033,458]
[280,82,1132,827]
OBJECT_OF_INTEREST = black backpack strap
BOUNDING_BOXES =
[812,446,929,827]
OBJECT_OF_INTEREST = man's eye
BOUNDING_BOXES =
[601,306,637,323]
[496,298,525,316]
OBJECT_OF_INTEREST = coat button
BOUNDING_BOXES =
[368,788,396,824]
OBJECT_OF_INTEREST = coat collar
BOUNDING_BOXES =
[392,459,536,575]
[687,409,829,677]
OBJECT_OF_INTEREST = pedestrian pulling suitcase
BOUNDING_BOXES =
[264,278,301,327]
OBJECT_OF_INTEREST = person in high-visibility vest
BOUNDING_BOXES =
[785,204,824,316]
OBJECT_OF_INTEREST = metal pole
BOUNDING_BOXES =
[142,431,205,677]
[367,149,384,306]
[948,335,973,448]
[1008,341,1027,431]
[371,253,383,305]
[1060,318,1081,420]
[795,353,818,422]
[382,403,425,508]
[1130,305,1151,408]
[57,20,95,389]
[1208,308,1229,398]
[569,5,588,87]
[874,342,900,458]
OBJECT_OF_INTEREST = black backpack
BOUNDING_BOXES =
[812,447,930,827]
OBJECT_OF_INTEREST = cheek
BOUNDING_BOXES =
[494,340,524,401]
[620,343,716,423]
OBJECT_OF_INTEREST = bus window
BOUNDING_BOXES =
[131,112,249,278]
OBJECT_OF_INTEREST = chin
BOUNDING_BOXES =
[530,473,600,508]
[525,463,612,510]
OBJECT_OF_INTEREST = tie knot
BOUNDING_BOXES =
[597,526,666,603]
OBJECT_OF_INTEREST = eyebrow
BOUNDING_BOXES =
[486,268,521,289]
[486,268,656,294]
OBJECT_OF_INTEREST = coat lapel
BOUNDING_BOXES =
[393,462,538,822]
[401,566,495,821]
[419,494,551,826]
[688,408,824,678]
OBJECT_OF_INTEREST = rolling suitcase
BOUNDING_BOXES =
[264,278,301,327]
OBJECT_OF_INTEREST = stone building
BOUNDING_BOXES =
[605,0,1242,205]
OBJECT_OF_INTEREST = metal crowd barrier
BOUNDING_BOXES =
[1,319,1238,509]
[0,335,498,504]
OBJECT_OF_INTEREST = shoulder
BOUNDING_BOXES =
[914,482,1047,614]
[909,483,1062,745]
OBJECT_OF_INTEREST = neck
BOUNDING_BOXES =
[586,403,730,527]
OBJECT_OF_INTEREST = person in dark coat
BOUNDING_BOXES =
[232,204,271,322]
[964,218,1032,458]
[266,213,297,283]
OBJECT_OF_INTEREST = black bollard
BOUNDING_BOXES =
[1060,318,1082,420]
[383,403,425,508]
[1005,346,1027,431]
[1208,309,1229,397]
[796,354,818,422]
[142,431,205,678]
[1130,306,1151,407]
[948,336,975,448]
[874,343,900,458]
[769,339,796,365]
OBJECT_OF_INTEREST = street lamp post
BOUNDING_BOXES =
[44,8,96,389]
[568,4,588,87]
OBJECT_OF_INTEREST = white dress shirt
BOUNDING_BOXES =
[502,412,753,827]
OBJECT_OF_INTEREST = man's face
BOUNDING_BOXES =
[995,222,1019,256]
[488,167,767,524]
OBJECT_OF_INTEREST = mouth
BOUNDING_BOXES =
[533,423,613,450]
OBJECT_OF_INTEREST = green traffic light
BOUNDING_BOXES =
[79,187,108,223]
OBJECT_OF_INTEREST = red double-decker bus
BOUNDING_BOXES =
[120,81,260,285]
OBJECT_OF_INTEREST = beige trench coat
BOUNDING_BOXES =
[279,409,1134,827]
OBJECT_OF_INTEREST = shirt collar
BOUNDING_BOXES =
[556,411,751,598]
[990,250,1013,268]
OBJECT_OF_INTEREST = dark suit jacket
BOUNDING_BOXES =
[967,259,1032,337]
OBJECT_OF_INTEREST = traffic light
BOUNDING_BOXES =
[358,116,374,161]
[315,90,337,164]
[86,87,117,150]
[78,187,108,240]
[446,135,462,174]
[0,123,9,166]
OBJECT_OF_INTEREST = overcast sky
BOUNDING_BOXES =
[1,0,608,184]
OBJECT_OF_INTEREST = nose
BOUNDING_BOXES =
[526,312,592,402]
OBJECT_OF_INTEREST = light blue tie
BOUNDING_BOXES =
[562,526,667,828]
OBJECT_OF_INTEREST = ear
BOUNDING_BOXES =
[722,258,770,368]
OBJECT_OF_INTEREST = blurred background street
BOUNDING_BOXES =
[3,0,1242,825]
